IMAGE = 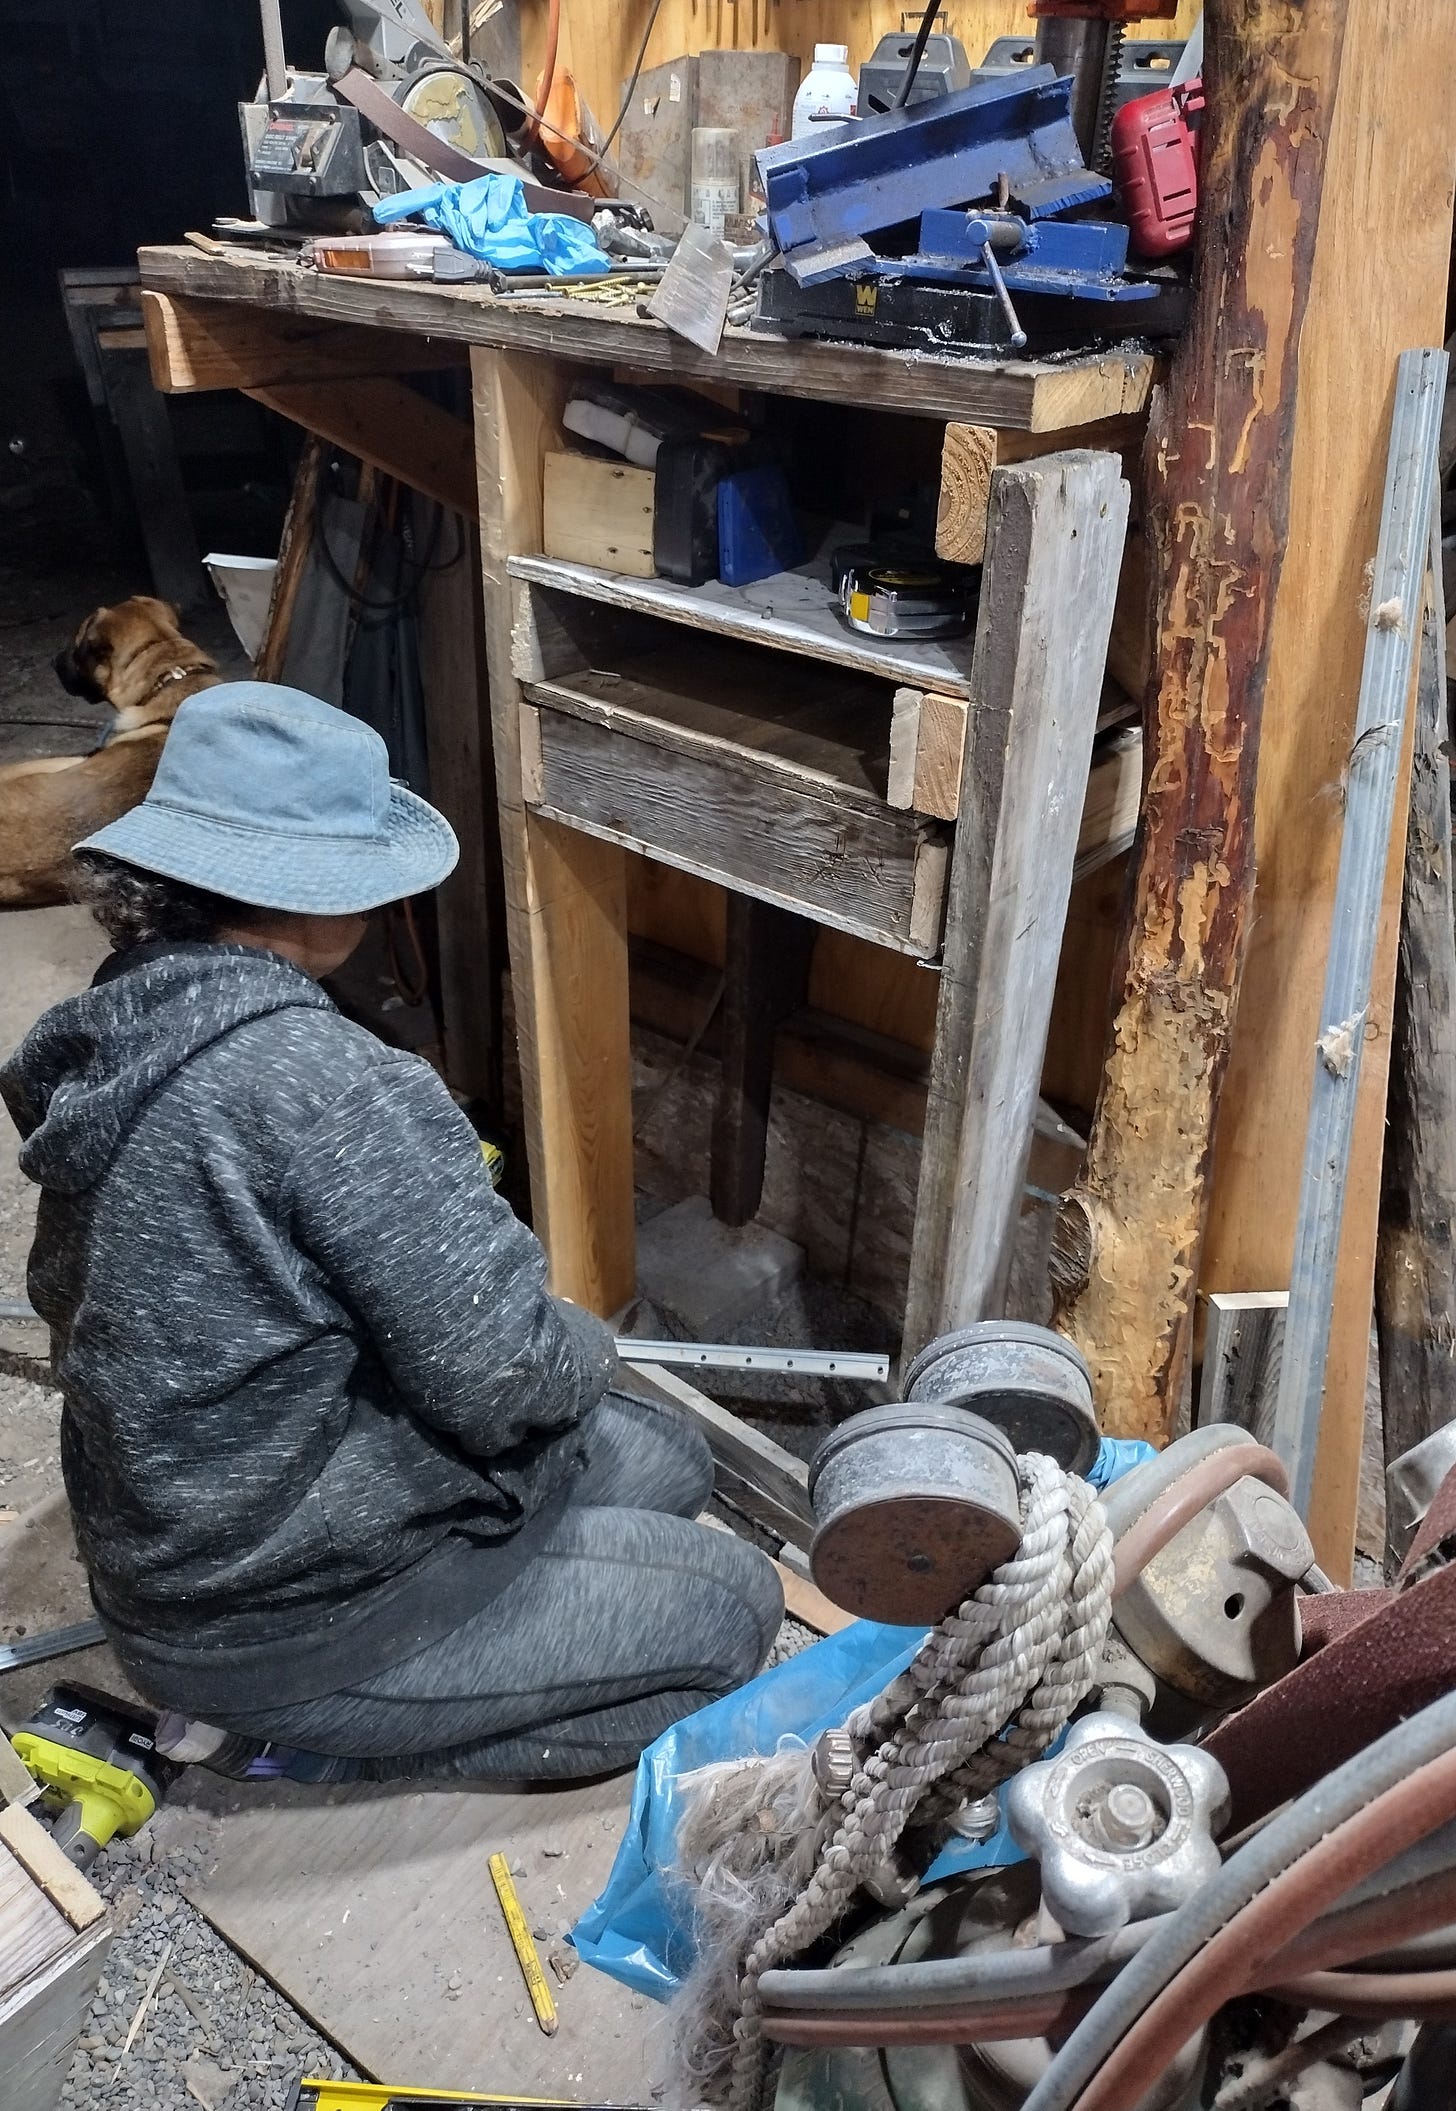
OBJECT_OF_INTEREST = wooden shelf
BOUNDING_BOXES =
[519,638,949,954]
[137,246,1157,432]
[509,547,980,695]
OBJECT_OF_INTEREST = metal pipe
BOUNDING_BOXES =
[259,0,288,101]
[1271,347,1448,1516]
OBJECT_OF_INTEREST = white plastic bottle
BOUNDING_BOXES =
[791,45,857,138]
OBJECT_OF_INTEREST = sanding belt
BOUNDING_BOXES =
[1206,1463,1456,1832]
[330,67,595,222]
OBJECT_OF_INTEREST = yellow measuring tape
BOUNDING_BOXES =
[294,2089,568,2110]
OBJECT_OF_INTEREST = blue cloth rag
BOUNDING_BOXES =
[572,1434,1158,2001]
[373,170,607,277]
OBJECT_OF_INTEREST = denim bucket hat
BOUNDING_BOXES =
[77,682,459,913]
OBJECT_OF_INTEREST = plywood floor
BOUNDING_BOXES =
[179,1770,666,2100]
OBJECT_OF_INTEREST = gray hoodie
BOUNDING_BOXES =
[0,943,616,1715]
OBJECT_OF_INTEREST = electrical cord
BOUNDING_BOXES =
[1045,1736,1456,2111]
[1014,1687,1456,2111]
[597,0,667,156]
[894,0,944,109]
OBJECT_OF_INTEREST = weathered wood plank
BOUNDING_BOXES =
[1196,1290,1287,1448]
[473,346,636,1314]
[138,246,1157,433]
[528,701,949,955]
[248,377,479,520]
[624,1361,816,1534]
[509,550,980,695]
[141,288,467,394]
[903,450,1130,1360]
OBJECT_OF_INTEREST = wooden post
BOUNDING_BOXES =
[1376,541,1456,1468]
[903,451,1129,1359]
[472,347,636,1316]
[1198,0,1456,1576]
[1050,0,1354,1445]
[416,520,503,1108]
[709,895,815,1227]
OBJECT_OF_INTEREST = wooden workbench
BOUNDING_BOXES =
[139,242,1138,1334]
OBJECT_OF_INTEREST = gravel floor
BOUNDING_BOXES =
[61,1810,358,2111]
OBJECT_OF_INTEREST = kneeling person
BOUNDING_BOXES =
[1,683,781,1780]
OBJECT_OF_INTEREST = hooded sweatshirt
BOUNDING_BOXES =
[0,943,616,1716]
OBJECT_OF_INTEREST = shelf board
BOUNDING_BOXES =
[524,640,894,799]
[521,644,949,954]
[509,549,979,695]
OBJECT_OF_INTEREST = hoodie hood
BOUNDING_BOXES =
[1,944,334,1195]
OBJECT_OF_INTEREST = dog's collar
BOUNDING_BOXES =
[93,662,211,750]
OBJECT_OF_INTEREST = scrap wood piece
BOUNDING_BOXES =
[935,423,997,567]
[1049,0,1356,1446]
[254,436,324,683]
[903,449,1130,1357]
[888,688,969,822]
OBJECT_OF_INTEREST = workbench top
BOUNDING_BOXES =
[138,242,1156,431]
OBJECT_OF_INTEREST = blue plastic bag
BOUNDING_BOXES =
[572,1434,1156,2000]
[373,171,607,277]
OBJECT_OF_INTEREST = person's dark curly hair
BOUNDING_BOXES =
[74,851,267,951]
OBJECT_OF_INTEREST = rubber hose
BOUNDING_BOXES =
[760,1862,1456,2021]
[1111,1443,1289,1597]
[758,1916,1168,2013]
[1391,2024,1456,2111]
[1260,1861,1456,1981]
[1016,1685,1456,2111]
[763,1993,1088,2047]
[1056,1742,1456,2111]
[1268,1966,1456,2018]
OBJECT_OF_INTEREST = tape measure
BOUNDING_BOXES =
[832,547,975,639]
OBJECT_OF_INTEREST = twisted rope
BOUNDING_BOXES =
[677,1454,1114,2111]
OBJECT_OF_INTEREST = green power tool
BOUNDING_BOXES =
[11,1683,183,1869]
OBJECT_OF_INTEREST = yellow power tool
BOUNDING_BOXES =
[11,1682,181,1869]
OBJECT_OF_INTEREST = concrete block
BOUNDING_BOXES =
[634,1194,804,1340]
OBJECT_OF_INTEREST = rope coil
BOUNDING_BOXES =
[673,1453,1115,2109]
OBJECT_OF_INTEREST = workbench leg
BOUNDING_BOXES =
[416,520,504,1108]
[710,895,815,1228]
[902,452,1130,1365]
[102,348,208,615]
[471,346,636,1315]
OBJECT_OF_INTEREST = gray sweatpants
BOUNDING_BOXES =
[209,1389,784,1780]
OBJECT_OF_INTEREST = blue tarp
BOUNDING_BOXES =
[572,1435,1156,2001]
[373,171,607,277]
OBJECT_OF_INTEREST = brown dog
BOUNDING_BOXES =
[0,596,220,907]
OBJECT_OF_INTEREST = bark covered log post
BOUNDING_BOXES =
[1376,539,1456,1469]
[1049,0,1353,1443]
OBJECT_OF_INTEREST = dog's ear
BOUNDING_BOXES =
[53,606,113,701]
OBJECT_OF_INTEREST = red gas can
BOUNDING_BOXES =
[1110,78,1204,258]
